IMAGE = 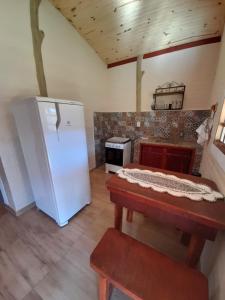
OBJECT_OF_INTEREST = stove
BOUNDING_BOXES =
[105,137,131,173]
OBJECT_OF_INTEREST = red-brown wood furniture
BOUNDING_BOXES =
[106,163,225,267]
[90,228,208,300]
[139,143,195,174]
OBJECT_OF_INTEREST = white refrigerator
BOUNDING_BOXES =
[12,97,91,226]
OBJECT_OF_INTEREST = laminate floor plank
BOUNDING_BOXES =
[5,238,49,287]
[35,256,98,300]
[22,290,43,300]
[0,250,31,300]
[0,214,23,251]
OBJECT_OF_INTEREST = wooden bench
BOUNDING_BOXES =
[90,228,208,300]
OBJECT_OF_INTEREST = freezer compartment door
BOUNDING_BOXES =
[38,101,91,225]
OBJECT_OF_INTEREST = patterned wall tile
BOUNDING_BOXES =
[94,110,210,171]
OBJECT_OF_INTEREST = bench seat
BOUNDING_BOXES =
[90,228,208,300]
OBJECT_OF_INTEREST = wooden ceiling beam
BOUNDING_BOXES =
[107,36,221,68]
[136,55,144,113]
[30,0,48,96]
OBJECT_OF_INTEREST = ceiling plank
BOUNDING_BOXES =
[50,0,225,64]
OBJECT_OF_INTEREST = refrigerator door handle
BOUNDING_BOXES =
[55,103,61,130]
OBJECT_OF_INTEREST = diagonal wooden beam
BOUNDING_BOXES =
[30,0,48,97]
[107,36,221,68]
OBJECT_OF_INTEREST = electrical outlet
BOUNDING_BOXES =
[136,121,141,127]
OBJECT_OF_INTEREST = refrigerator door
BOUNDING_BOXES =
[37,101,91,226]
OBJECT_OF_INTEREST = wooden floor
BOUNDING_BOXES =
[0,167,186,300]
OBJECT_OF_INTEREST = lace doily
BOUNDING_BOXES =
[117,168,224,202]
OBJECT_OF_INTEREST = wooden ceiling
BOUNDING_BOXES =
[50,0,225,65]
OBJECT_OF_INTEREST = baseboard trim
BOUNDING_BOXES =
[5,202,35,216]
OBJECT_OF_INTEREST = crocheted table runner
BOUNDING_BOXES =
[117,168,223,202]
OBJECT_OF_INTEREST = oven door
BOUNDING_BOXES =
[105,147,123,166]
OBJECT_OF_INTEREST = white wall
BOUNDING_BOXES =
[0,0,108,212]
[0,0,39,211]
[107,43,220,112]
[200,25,225,300]
[39,0,108,168]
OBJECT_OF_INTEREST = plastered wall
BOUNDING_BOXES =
[107,43,220,112]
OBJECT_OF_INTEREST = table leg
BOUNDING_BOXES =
[126,209,133,223]
[99,276,109,300]
[114,204,123,231]
[186,234,205,267]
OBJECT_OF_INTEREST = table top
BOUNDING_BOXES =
[106,163,225,230]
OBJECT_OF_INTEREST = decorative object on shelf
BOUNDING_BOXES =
[117,168,223,202]
[152,81,185,110]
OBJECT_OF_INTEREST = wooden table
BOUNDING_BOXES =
[106,163,225,267]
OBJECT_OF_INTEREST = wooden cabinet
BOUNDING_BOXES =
[139,143,195,174]
[140,145,165,169]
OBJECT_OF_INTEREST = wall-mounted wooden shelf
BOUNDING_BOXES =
[152,83,185,110]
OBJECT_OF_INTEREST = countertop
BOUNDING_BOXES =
[135,137,197,149]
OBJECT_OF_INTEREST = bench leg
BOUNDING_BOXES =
[186,234,205,267]
[126,209,133,223]
[99,276,109,300]
[114,204,123,231]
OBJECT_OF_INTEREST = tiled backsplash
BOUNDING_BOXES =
[94,110,210,168]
